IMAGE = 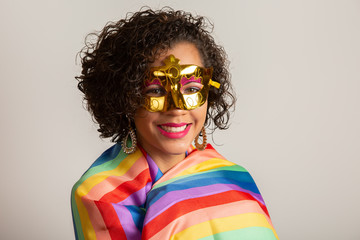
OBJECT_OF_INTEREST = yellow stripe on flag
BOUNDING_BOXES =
[171,212,278,240]
[174,158,235,178]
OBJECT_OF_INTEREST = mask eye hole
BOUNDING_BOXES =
[181,82,203,94]
[144,85,167,97]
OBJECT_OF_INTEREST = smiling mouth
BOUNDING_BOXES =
[157,123,192,138]
[159,124,188,133]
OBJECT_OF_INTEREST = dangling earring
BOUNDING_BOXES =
[195,126,207,150]
[121,123,137,154]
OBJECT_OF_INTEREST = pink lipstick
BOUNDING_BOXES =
[157,123,191,139]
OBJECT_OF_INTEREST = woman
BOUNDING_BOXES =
[71,8,278,240]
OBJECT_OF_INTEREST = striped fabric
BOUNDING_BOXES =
[71,144,278,240]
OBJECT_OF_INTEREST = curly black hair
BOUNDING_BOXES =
[76,7,235,143]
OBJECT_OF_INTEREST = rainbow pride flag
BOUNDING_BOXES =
[71,144,278,239]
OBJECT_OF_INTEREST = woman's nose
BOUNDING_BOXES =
[166,90,182,110]
[165,98,187,115]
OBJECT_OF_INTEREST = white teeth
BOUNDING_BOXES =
[160,125,187,133]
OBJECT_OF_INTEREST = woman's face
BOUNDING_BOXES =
[134,42,207,162]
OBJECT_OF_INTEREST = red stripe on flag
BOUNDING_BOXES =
[143,190,268,239]
[100,169,152,203]
[94,170,152,239]
[95,200,127,240]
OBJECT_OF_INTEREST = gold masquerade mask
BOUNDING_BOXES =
[143,55,220,112]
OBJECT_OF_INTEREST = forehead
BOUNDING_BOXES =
[151,42,203,68]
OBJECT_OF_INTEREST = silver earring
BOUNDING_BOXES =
[195,127,207,150]
[121,124,137,154]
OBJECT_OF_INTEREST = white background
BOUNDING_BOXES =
[1,0,359,239]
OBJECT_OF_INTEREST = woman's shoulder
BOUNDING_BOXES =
[152,144,253,188]
[189,144,250,174]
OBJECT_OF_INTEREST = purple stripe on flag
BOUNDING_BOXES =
[146,154,160,182]
[144,183,264,224]
[117,182,152,206]
[112,203,141,240]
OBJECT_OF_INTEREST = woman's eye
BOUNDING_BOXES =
[183,87,201,93]
[144,86,167,97]
[181,82,203,94]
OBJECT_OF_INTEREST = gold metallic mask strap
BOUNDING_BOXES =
[209,79,220,89]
